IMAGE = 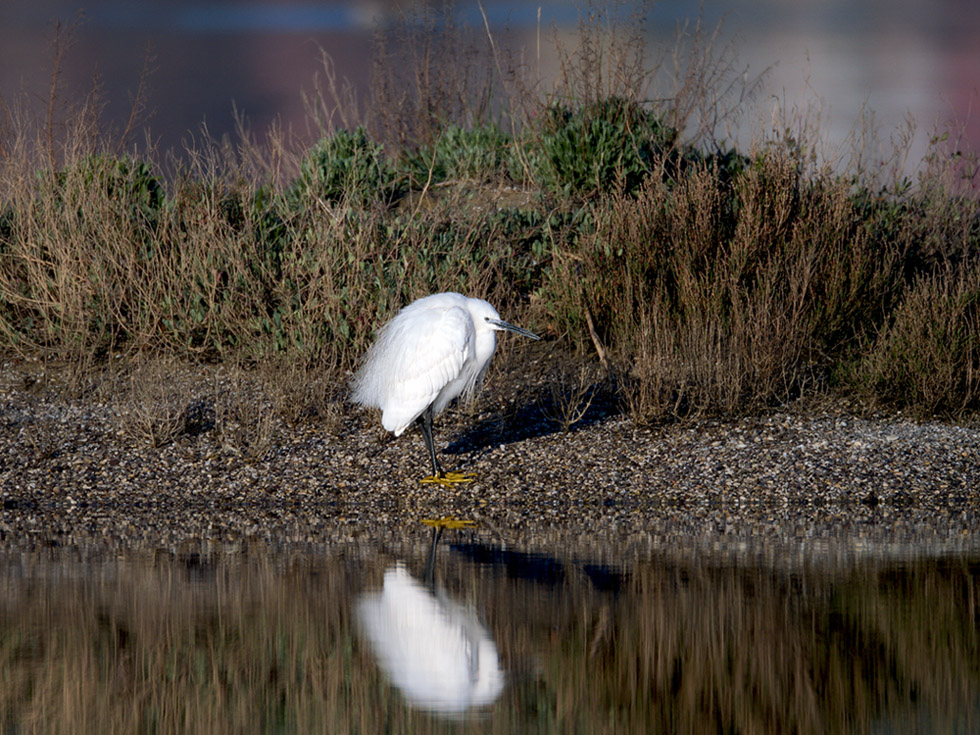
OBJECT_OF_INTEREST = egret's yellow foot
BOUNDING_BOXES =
[422,517,477,530]
[420,471,476,486]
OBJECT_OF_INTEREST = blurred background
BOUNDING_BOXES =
[1,0,978,171]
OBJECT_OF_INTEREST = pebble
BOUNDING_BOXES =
[0,359,978,557]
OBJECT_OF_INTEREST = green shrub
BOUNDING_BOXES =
[287,128,397,208]
[42,154,165,246]
[2,61,979,423]
[518,97,677,197]
[401,123,512,186]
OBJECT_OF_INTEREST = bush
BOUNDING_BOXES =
[518,97,677,197]
[287,127,397,208]
[401,123,512,186]
[0,154,166,356]
[543,150,905,421]
[855,261,980,417]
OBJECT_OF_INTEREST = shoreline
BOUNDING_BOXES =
[2,360,979,556]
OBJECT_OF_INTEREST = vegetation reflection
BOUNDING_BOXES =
[0,548,976,733]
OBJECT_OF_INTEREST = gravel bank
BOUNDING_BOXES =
[1,359,978,556]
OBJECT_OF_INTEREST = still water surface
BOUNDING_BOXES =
[1,531,977,733]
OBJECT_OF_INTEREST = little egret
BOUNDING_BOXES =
[352,292,540,486]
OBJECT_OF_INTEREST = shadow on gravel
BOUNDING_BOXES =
[443,379,621,457]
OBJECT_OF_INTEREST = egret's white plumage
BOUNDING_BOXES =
[357,564,505,714]
[352,292,539,483]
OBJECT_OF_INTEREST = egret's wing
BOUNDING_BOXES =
[379,306,472,435]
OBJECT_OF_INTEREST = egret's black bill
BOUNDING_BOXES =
[488,319,541,340]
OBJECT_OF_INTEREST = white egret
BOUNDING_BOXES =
[351,292,539,485]
[357,563,505,714]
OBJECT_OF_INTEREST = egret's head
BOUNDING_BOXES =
[469,299,540,340]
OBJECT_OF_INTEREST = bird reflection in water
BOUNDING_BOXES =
[356,518,505,715]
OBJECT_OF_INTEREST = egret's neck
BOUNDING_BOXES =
[475,330,498,369]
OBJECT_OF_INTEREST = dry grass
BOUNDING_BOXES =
[546,151,907,422]
[543,360,603,432]
[260,357,345,431]
[115,358,193,447]
[210,368,281,461]
[857,259,980,418]
[368,4,497,151]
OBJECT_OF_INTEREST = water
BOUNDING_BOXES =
[2,1,979,169]
[2,532,978,733]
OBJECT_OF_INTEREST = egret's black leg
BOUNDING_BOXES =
[418,406,442,477]
[416,406,476,486]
